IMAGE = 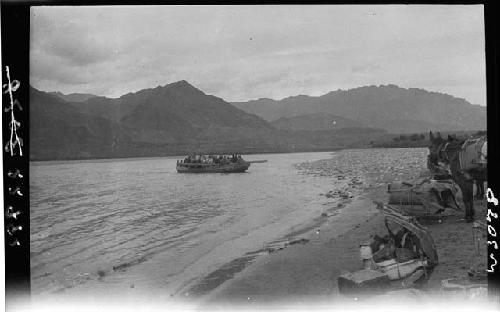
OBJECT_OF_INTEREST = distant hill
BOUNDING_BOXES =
[76,80,277,145]
[30,81,390,160]
[30,82,286,160]
[233,95,315,121]
[30,87,129,160]
[49,91,98,102]
[271,113,364,131]
[233,85,486,133]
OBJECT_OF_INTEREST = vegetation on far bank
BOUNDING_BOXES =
[370,130,486,148]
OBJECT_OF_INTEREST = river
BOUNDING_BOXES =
[30,148,428,300]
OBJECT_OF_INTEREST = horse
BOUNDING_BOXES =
[443,133,487,199]
[428,132,487,196]
[428,131,487,222]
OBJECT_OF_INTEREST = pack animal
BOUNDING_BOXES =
[428,131,487,222]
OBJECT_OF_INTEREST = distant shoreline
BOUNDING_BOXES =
[29,146,437,163]
[29,147,346,163]
[28,128,486,162]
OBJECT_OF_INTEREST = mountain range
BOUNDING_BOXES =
[271,113,364,131]
[31,81,289,160]
[49,91,98,102]
[30,82,485,160]
[232,84,486,134]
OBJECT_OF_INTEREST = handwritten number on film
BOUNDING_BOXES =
[3,66,23,156]
[3,66,24,247]
[487,188,499,272]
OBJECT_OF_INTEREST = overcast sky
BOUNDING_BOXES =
[30,5,486,105]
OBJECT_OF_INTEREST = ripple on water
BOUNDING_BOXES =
[30,149,428,296]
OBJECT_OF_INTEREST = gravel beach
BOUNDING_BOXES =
[197,149,488,309]
[203,190,487,307]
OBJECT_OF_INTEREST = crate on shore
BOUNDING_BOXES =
[338,269,390,295]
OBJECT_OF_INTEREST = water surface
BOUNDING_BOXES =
[31,152,340,296]
[30,149,428,298]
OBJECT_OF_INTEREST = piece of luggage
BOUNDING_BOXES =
[387,179,462,213]
[388,181,422,205]
[459,137,487,171]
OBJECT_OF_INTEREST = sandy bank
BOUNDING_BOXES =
[202,186,487,308]
[202,187,386,304]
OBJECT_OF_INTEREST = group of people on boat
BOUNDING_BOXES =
[177,154,243,166]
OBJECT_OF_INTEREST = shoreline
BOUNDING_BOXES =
[193,185,487,307]
[28,146,437,163]
[175,156,378,300]
[178,190,363,299]
[30,148,488,308]
[183,186,386,304]
[29,148,346,163]
[29,149,341,165]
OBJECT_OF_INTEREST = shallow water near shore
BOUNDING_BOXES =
[30,148,428,300]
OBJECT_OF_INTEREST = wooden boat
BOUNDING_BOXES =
[176,161,250,173]
[176,154,252,173]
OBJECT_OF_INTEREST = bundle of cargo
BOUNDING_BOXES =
[459,136,487,171]
[371,202,438,275]
[387,178,463,217]
[338,202,438,296]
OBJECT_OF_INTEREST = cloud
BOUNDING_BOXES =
[31,12,116,67]
[30,5,486,105]
[351,63,382,74]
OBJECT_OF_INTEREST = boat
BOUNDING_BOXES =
[176,154,251,173]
